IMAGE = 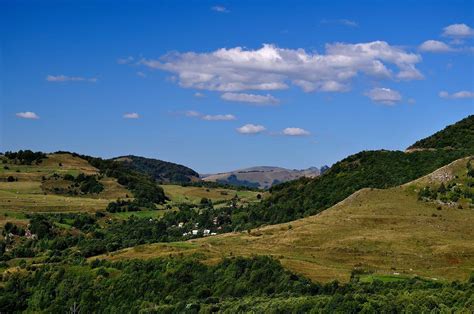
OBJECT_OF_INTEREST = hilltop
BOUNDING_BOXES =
[113,155,200,184]
[408,115,474,151]
[98,157,474,283]
[202,166,321,189]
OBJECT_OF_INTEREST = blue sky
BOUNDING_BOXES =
[1,0,473,173]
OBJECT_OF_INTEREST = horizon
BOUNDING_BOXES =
[2,0,473,173]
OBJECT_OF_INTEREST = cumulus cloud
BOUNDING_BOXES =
[439,90,474,99]
[201,114,236,121]
[419,40,453,52]
[117,56,135,64]
[221,92,279,105]
[236,124,266,134]
[184,110,235,121]
[365,87,402,105]
[138,41,423,93]
[16,111,40,119]
[211,6,229,13]
[46,75,97,83]
[442,24,474,38]
[282,127,310,136]
[321,19,358,27]
[123,112,140,119]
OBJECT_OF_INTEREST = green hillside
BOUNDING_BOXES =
[246,115,474,226]
[408,115,474,150]
[98,157,474,284]
[113,155,200,184]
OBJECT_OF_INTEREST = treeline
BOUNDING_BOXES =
[3,150,46,165]
[177,180,261,191]
[408,115,474,150]
[115,155,200,183]
[55,151,167,207]
[1,256,472,312]
[241,149,472,226]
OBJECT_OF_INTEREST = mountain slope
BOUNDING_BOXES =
[99,157,474,283]
[408,115,474,150]
[239,115,474,226]
[113,155,200,184]
[202,166,320,189]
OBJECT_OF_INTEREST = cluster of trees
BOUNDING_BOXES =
[179,180,261,191]
[408,115,474,150]
[1,255,472,312]
[237,149,472,226]
[3,150,46,165]
[115,155,200,183]
[46,173,105,195]
[55,151,167,207]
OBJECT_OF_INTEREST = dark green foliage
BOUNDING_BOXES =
[56,151,167,207]
[75,174,104,194]
[0,256,472,313]
[180,180,261,191]
[408,115,474,150]
[4,150,47,165]
[114,155,200,183]
[106,199,140,213]
[247,149,469,225]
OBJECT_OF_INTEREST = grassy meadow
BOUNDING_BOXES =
[98,158,474,283]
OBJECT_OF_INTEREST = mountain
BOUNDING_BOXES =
[408,115,474,151]
[98,157,474,283]
[113,155,200,184]
[234,115,474,226]
[201,166,321,189]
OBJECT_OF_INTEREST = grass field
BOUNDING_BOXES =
[98,158,474,283]
[160,184,262,205]
[0,153,128,226]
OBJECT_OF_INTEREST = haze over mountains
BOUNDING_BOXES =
[201,166,325,189]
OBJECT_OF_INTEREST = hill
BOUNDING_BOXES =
[113,155,200,184]
[408,115,474,150]
[237,115,474,226]
[98,157,474,283]
[202,166,321,189]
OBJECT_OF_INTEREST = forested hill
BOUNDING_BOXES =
[113,155,200,184]
[254,115,474,225]
[408,115,474,150]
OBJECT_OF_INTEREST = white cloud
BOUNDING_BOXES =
[136,71,147,78]
[419,40,453,52]
[282,127,310,136]
[139,41,422,93]
[201,114,236,121]
[117,56,135,64]
[184,110,235,121]
[365,87,402,105]
[236,124,266,134]
[123,112,140,119]
[321,19,358,27]
[211,6,229,13]
[221,92,279,105]
[194,92,206,98]
[46,75,97,83]
[442,24,474,38]
[16,111,40,119]
[439,90,474,99]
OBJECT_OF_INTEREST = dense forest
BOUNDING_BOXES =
[114,155,200,184]
[408,115,474,150]
[1,256,472,312]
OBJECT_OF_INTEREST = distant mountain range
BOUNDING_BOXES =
[201,166,325,189]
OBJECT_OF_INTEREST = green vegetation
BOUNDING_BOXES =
[59,152,167,207]
[1,256,472,312]
[3,150,47,165]
[239,149,469,226]
[114,155,200,183]
[409,115,474,150]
